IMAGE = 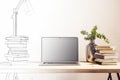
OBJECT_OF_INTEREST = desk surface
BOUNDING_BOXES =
[0,62,120,73]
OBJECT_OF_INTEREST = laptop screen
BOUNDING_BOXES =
[41,37,78,64]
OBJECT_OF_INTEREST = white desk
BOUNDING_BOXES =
[0,62,120,73]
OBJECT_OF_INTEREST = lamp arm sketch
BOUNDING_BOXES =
[15,0,27,12]
[12,0,27,36]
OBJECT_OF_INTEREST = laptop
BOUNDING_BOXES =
[40,37,79,66]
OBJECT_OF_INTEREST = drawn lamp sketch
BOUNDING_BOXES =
[5,0,32,62]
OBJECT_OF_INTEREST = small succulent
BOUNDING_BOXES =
[80,25,109,44]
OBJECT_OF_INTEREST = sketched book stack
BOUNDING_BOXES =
[6,36,29,62]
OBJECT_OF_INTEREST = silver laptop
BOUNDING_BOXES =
[41,37,79,65]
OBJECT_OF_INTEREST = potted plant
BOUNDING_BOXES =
[80,25,109,62]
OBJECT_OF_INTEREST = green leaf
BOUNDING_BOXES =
[80,31,89,35]
[80,25,109,44]
[91,26,97,34]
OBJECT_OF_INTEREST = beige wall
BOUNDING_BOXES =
[0,0,120,80]
[25,0,120,61]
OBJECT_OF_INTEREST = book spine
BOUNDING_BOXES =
[94,54,104,59]
[95,61,117,65]
[95,47,113,50]
[94,58,117,63]
[95,46,110,48]
[94,53,117,59]
[98,50,116,54]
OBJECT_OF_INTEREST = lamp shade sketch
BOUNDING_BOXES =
[5,0,33,62]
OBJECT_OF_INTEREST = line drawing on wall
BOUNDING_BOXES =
[3,0,34,80]
[5,0,33,64]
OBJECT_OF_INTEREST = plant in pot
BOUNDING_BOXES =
[80,25,109,62]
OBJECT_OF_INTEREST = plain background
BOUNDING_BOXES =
[0,0,120,80]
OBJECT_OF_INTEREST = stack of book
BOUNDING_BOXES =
[94,46,117,65]
[6,36,29,62]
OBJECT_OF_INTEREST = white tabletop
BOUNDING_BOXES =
[0,61,119,73]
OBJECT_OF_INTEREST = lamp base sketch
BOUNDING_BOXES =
[5,72,33,80]
[5,73,19,80]
[5,36,29,62]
